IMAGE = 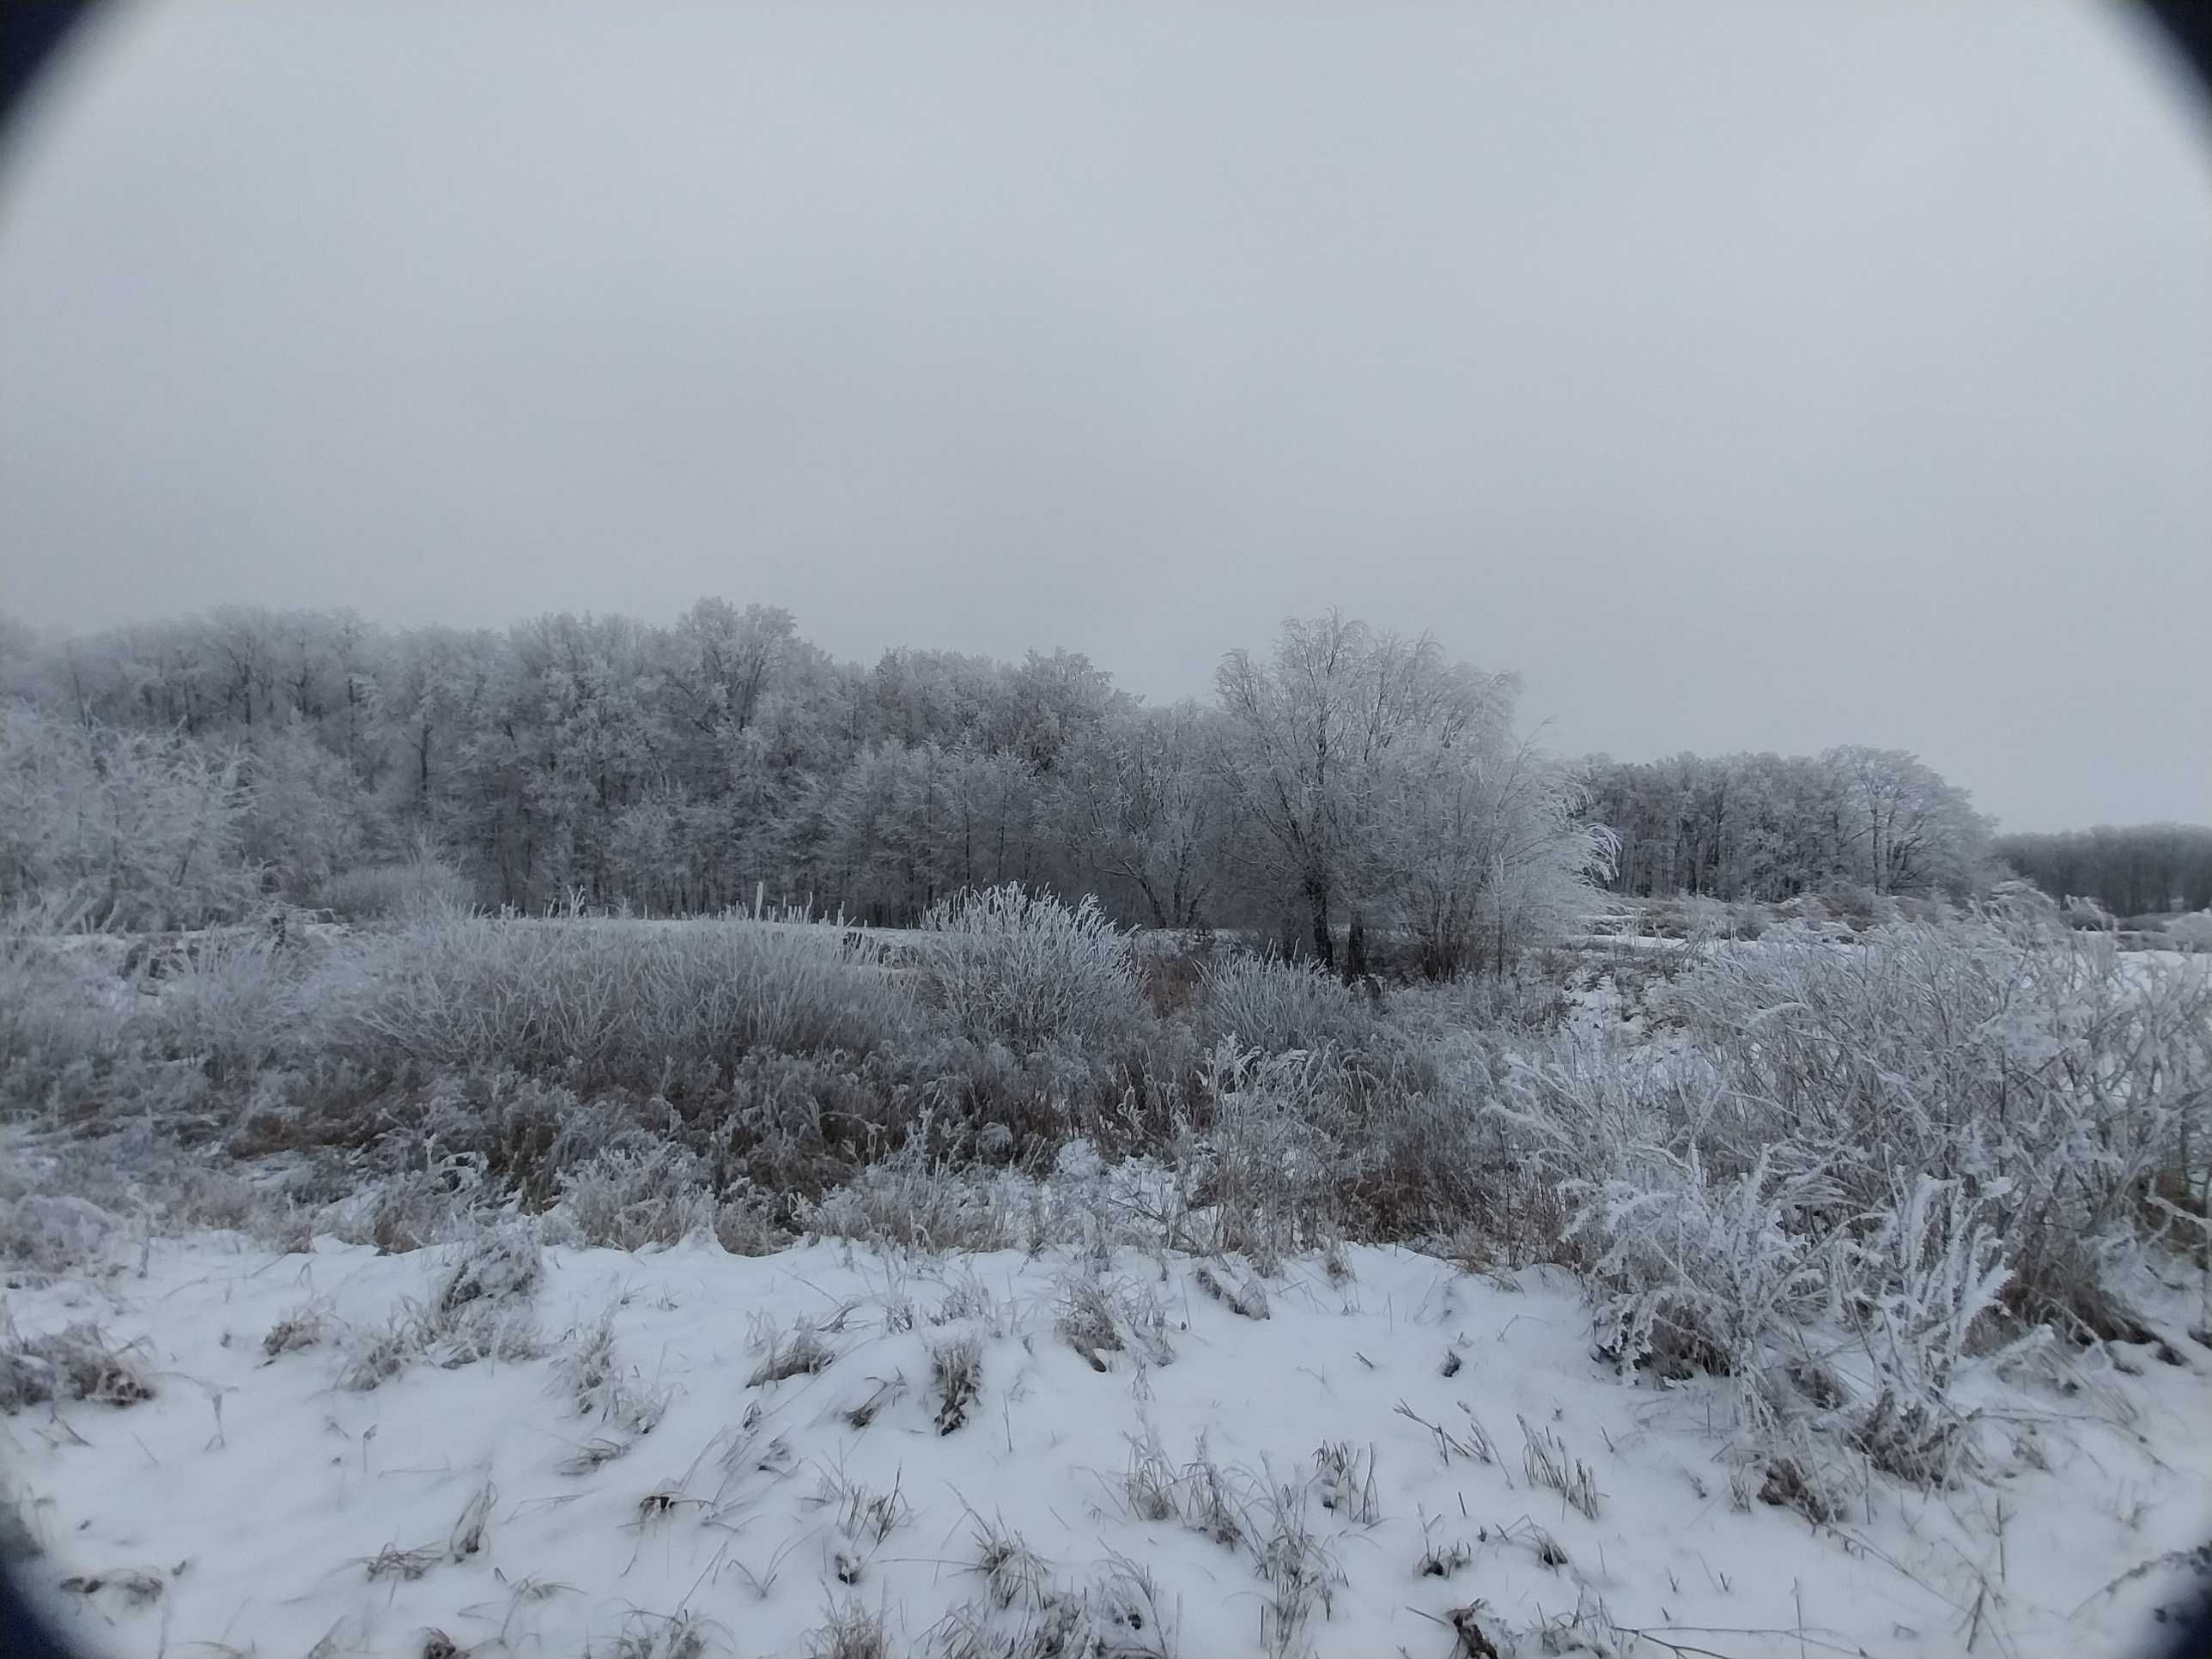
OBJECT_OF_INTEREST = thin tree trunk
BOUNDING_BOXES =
[1307,877,1334,970]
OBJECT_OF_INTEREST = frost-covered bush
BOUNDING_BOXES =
[1663,915,2208,1339]
[799,1143,1027,1254]
[1198,953,1376,1055]
[0,1322,155,1412]
[317,849,474,922]
[1565,1141,1839,1393]
[0,708,262,930]
[145,931,313,1084]
[321,1152,500,1254]
[0,1193,120,1278]
[1382,956,1574,1038]
[0,930,155,1114]
[546,1141,714,1251]
[1181,1041,1347,1257]
[330,912,915,1084]
[915,884,1145,1053]
[1487,909,2211,1491]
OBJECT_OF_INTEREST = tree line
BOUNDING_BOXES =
[0,603,1611,975]
[1580,748,1995,902]
[1993,824,2212,919]
[13,599,2177,958]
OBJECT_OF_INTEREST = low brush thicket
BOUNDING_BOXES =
[3,885,2208,1504]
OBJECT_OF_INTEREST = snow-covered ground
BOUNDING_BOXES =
[8,1234,2209,1658]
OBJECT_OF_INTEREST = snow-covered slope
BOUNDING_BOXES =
[6,1236,2209,1658]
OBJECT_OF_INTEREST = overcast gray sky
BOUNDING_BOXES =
[1,2,2206,830]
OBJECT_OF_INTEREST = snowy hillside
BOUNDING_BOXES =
[8,1231,2209,1659]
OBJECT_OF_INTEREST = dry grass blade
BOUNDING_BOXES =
[1519,1415,1599,1520]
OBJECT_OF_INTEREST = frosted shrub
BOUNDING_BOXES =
[799,1143,1025,1254]
[1565,1143,1841,1400]
[0,932,152,1111]
[0,708,261,931]
[322,1150,497,1254]
[1187,1040,1346,1257]
[419,1221,544,1366]
[147,931,312,1084]
[331,912,915,1085]
[0,1193,119,1278]
[317,850,474,921]
[1493,910,2211,1490]
[915,884,1143,1052]
[1655,914,2211,1339]
[0,1321,155,1412]
[1198,953,1373,1055]
[1836,1175,2033,1484]
[547,1142,714,1251]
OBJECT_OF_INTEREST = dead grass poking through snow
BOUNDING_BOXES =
[1415,1509,1474,1579]
[1191,1263,1269,1321]
[805,1597,890,1659]
[337,1316,417,1393]
[1518,1415,1599,1521]
[1120,1426,1182,1524]
[1178,1437,1245,1550]
[928,1332,982,1435]
[1310,1440,1382,1525]
[748,1316,837,1387]
[362,1478,495,1583]
[842,1374,906,1431]
[262,1298,332,1358]
[338,1226,547,1390]
[1392,1399,1497,1468]
[809,1464,911,1585]
[0,1321,155,1411]
[963,1510,1049,1612]
[419,1226,544,1368]
[611,1607,723,1659]
[1252,1473,1346,1658]
[557,1308,672,1442]
[1054,1273,1124,1372]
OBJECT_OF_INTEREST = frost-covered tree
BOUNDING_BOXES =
[0,707,260,927]
[1376,733,1617,977]
[1055,702,1229,927]
[1826,744,1990,896]
[3,599,2034,938]
[238,714,369,897]
[1215,611,1520,972]
[1584,747,1990,902]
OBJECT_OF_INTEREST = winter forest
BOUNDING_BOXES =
[8,597,2141,950]
[3,599,2210,1659]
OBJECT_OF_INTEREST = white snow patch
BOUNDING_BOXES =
[4,1235,2209,1657]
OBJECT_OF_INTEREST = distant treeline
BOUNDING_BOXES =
[17,601,2178,948]
[1993,824,2212,918]
[1580,749,1990,903]
[0,603,1616,975]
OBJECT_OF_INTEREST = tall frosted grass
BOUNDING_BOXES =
[327,912,916,1085]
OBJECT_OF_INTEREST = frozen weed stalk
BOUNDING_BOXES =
[928,1330,983,1435]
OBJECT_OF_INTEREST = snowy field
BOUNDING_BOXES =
[4,897,2211,1657]
[8,1230,2212,1659]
